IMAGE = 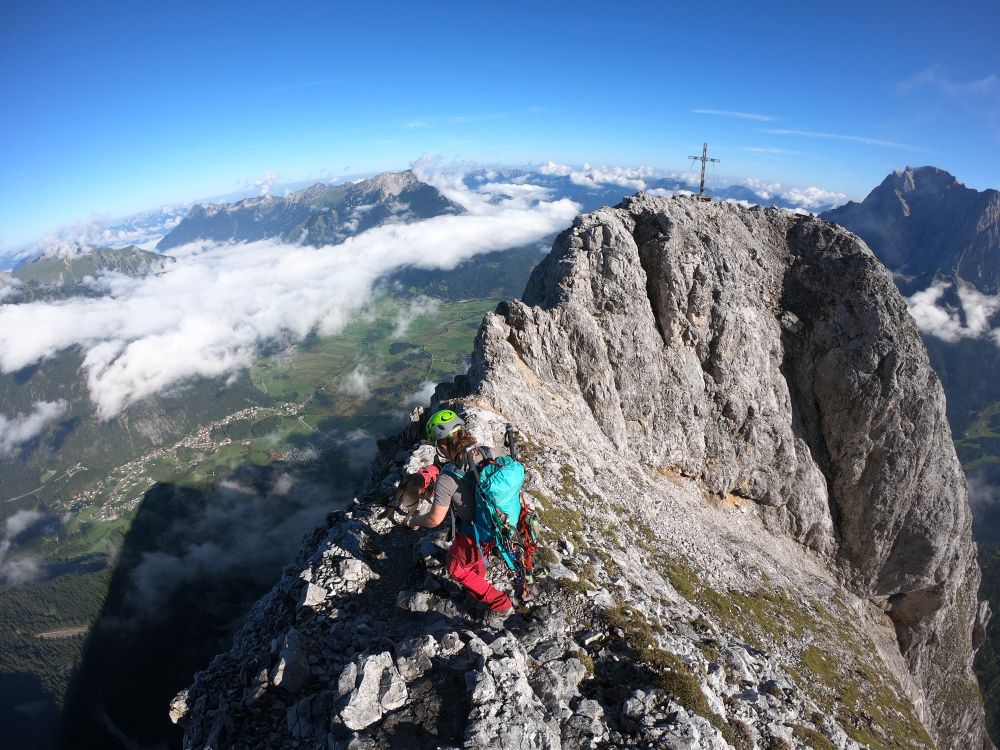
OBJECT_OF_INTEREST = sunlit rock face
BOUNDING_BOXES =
[175,195,990,750]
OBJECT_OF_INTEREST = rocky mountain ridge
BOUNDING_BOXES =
[156,170,461,250]
[174,195,990,749]
[11,245,173,288]
[821,166,1000,294]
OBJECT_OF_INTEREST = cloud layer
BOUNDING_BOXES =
[0,400,68,455]
[20,210,187,261]
[0,171,577,419]
[538,161,654,191]
[0,274,21,302]
[906,280,1000,343]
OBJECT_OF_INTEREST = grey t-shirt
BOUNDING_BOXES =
[432,467,476,523]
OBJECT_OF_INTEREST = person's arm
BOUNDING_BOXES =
[409,502,449,529]
[409,472,455,529]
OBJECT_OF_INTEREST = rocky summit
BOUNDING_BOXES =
[173,195,991,749]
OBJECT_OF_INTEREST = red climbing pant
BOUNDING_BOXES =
[447,533,512,612]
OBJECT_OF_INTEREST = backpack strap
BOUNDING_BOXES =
[442,461,475,540]
[461,445,495,564]
[441,462,465,481]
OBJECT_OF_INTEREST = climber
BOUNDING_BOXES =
[407,409,516,616]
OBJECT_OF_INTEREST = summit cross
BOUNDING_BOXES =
[688,143,720,199]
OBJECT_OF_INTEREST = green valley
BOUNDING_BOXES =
[0,295,498,747]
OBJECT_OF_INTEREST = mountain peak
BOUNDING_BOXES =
[348,170,418,201]
[157,170,458,250]
[176,196,987,749]
[886,165,961,194]
[822,167,1000,291]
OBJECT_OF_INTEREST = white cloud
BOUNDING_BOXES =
[538,161,573,177]
[744,178,783,201]
[967,473,1000,516]
[0,510,46,586]
[402,380,437,409]
[249,171,281,198]
[898,66,999,97]
[341,202,376,233]
[693,108,776,122]
[0,274,22,302]
[476,182,553,202]
[20,207,191,260]
[0,174,578,420]
[338,364,374,400]
[742,146,809,156]
[579,163,653,191]
[0,400,68,455]
[391,296,441,339]
[647,188,695,198]
[906,280,1000,343]
[125,474,335,618]
[536,161,654,191]
[5,510,45,537]
[779,186,848,211]
[572,163,653,191]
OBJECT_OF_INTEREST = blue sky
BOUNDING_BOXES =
[1,0,998,250]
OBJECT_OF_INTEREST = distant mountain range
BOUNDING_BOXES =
[822,166,1000,294]
[155,166,849,252]
[462,166,842,214]
[13,246,172,286]
[156,170,461,250]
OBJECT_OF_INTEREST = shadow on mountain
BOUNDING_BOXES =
[41,554,108,583]
[47,417,80,454]
[13,363,40,385]
[0,672,59,750]
[58,444,369,750]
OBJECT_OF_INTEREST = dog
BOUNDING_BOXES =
[383,465,440,523]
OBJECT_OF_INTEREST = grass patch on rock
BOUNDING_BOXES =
[601,605,749,750]
[791,724,835,750]
[796,645,933,750]
[645,555,932,750]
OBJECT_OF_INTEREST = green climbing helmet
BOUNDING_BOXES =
[426,409,465,443]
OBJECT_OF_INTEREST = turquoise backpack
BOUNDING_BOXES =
[443,445,525,570]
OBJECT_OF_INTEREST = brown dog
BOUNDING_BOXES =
[384,474,424,522]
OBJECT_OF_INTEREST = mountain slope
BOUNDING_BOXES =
[821,166,1000,293]
[156,170,462,250]
[175,196,988,749]
[12,246,173,287]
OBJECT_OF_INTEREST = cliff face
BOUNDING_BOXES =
[174,196,989,749]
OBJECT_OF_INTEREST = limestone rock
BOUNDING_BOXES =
[339,652,408,731]
[298,582,328,608]
[269,628,311,693]
[467,194,987,747]
[174,196,990,750]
